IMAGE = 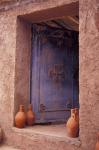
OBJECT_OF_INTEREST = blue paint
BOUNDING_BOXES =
[31,24,79,123]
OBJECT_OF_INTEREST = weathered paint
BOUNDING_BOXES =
[31,24,79,122]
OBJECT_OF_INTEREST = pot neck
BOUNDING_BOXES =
[71,109,76,119]
[97,134,99,141]
[75,108,79,115]
[28,104,32,110]
[19,105,24,112]
[71,109,75,115]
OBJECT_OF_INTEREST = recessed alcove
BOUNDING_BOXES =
[14,1,79,142]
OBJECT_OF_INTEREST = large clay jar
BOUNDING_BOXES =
[15,105,26,128]
[95,133,99,150]
[66,109,79,138]
[26,104,35,126]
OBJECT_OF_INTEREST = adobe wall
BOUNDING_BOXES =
[79,0,99,149]
[0,0,99,150]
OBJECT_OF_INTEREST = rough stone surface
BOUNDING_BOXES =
[0,0,99,150]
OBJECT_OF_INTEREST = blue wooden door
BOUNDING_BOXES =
[31,24,78,123]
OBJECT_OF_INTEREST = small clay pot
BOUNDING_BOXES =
[66,109,79,138]
[15,105,26,128]
[26,104,35,126]
[95,133,99,150]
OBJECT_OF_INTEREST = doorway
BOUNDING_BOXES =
[30,18,79,123]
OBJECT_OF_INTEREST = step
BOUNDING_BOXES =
[5,124,81,150]
[0,145,19,150]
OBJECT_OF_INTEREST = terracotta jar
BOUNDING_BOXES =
[75,108,79,136]
[66,109,79,138]
[0,127,3,142]
[95,133,99,150]
[75,108,79,122]
[26,104,35,126]
[15,105,26,128]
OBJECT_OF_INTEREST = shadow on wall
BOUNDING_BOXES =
[95,12,99,31]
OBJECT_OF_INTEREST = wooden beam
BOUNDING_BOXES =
[67,16,79,24]
[62,16,79,31]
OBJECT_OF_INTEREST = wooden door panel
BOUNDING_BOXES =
[31,24,79,123]
[39,40,73,113]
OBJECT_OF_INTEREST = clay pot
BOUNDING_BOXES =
[74,108,79,136]
[0,127,3,142]
[15,105,26,128]
[75,108,79,122]
[26,104,35,126]
[66,109,79,138]
[95,133,99,150]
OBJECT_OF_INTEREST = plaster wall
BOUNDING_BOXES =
[0,13,16,128]
[79,0,99,149]
[0,0,99,150]
[14,18,31,117]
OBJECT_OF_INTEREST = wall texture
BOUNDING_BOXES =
[0,0,99,150]
[0,12,16,128]
[14,18,31,117]
[79,0,99,149]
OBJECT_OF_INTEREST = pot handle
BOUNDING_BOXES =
[72,114,76,120]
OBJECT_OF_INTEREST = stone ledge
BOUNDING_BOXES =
[12,124,81,147]
[0,145,19,150]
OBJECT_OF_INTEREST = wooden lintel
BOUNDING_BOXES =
[20,1,79,23]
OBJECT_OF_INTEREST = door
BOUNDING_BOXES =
[31,24,78,123]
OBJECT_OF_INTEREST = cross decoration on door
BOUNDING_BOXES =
[48,63,66,82]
